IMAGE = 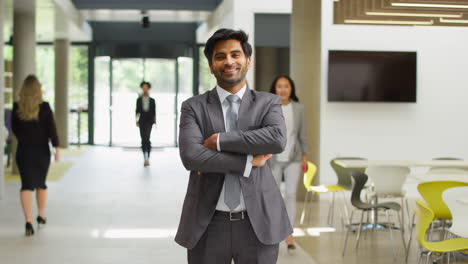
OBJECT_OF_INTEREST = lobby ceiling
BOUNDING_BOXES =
[334,0,468,26]
[70,0,223,11]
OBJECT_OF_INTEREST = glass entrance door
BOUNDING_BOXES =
[94,57,190,148]
[142,59,177,147]
[110,58,144,146]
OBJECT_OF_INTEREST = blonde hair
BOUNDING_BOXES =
[17,75,43,121]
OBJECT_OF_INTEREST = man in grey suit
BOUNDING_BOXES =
[175,29,293,263]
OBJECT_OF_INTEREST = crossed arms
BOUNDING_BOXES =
[178,96,286,175]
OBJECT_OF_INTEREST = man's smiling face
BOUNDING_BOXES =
[209,39,251,89]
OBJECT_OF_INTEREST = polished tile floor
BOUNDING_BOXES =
[0,147,315,264]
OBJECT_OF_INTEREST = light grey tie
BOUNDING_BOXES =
[224,94,241,211]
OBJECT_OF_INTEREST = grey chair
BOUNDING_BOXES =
[329,157,366,226]
[330,157,367,190]
[342,171,405,258]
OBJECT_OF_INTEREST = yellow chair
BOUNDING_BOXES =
[414,200,468,264]
[417,181,468,220]
[406,181,468,260]
[299,161,347,226]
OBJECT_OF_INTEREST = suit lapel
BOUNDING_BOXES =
[238,87,255,131]
[207,88,226,133]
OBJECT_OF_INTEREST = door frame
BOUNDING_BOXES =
[99,57,180,148]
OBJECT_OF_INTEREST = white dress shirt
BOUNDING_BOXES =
[215,85,253,212]
[142,96,150,112]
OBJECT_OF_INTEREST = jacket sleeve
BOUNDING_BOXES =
[11,103,19,138]
[178,100,248,175]
[218,96,286,155]
[152,98,156,123]
[135,98,141,115]
[298,104,309,154]
[45,103,59,147]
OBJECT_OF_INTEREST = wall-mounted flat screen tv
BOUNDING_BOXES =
[328,50,417,102]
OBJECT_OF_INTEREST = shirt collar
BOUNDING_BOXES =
[216,84,247,104]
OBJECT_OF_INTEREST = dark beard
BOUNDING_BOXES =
[214,67,247,88]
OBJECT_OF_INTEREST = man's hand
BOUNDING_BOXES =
[251,154,272,167]
[203,133,218,151]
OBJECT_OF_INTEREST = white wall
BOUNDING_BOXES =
[197,0,292,88]
[196,0,235,43]
[320,0,468,184]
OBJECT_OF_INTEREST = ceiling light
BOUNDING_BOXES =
[440,17,468,23]
[344,19,434,25]
[391,3,468,9]
[366,11,463,18]
[141,10,150,28]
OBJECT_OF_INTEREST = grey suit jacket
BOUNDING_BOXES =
[272,101,309,163]
[175,87,293,249]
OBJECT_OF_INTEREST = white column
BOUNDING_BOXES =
[54,39,70,148]
[12,0,36,175]
[291,0,322,199]
[0,0,5,199]
[13,0,36,99]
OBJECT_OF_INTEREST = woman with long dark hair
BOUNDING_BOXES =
[270,75,309,250]
[12,74,59,236]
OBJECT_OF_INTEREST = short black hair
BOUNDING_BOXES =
[269,75,299,102]
[203,28,252,64]
[140,81,151,89]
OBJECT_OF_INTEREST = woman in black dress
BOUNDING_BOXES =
[12,75,60,236]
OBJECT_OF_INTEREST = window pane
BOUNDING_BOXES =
[94,56,111,145]
[69,46,89,144]
[36,46,55,105]
[198,46,217,94]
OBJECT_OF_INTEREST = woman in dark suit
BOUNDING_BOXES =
[270,75,309,250]
[136,81,156,166]
[12,74,59,236]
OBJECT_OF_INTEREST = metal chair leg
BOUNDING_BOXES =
[441,219,447,241]
[401,197,406,234]
[364,210,369,240]
[397,209,407,250]
[300,191,310,226]
[340,191,350,227]
[416,250,424,264]
[406,213,416,262]
[331,192,336,226]
[307,192,315,227]
[342,209,355,257]
[386,210,397,259]
[355,210,365,249]
[405,198,411,230]
[327,192,336,226]
[425,251,432,264]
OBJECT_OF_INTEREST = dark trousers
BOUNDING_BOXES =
[139,122,153,157]
[188,211,279,264]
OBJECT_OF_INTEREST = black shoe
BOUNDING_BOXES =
[287,244,296,250]
[25,222,34,236]
[37,216,47,225]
